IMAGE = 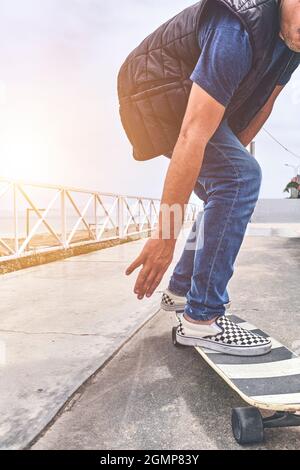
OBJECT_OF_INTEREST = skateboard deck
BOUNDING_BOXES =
[172,311,300,444]
[175,313,300,413]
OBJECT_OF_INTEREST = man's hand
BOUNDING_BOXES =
[126,237,176,299]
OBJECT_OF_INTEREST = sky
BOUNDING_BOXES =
[0,0,299,199]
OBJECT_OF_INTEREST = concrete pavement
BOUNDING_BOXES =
[31,235,300,450]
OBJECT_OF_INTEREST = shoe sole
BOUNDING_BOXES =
[161,302,185,312]
[176,331,272,357]
[161,301,232,313]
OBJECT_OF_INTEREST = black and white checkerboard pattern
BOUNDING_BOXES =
[209,316,270,347]
[178,315,269,347]
[161,293,175,308]
[161,292,186,311]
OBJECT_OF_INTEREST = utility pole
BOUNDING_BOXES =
[250,141,256,158]
[249,141,256,224]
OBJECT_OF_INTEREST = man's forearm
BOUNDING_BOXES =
[156,83,225,242]
[158,133,205,240]
[237,85,284,147]
[237,105,273,147]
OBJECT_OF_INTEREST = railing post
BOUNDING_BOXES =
[118,196,125,239]
[94,194,98,240]
[138,199,142,233]
[61,189,67,248]
[13,183,19,255]
[148,201,153,237]
[26,209,31,239]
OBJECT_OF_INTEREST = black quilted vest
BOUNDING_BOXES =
[118,0,288,161]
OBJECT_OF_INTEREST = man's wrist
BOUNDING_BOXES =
[153,230,177,245]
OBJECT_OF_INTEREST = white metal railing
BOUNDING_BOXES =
[0,177,200,262]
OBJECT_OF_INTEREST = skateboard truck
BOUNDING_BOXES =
[232,408,300,445]
[263,412,300,429]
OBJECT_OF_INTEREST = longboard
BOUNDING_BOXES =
[173,312,300,445]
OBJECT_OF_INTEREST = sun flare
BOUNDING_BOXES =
[0,116,52,182]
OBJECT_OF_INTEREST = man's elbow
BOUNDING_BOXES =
[172,123,208,169]
[178,121,208,148]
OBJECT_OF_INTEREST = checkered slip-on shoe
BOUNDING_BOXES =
[161,289,186,312]
[176,315,272,357]
[161,289,232,313]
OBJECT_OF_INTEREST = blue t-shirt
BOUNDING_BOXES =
[191,3,300,107]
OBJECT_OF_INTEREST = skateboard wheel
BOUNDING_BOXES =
[232,407,264,445]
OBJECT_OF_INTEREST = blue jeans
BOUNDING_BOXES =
[168,120,262,321]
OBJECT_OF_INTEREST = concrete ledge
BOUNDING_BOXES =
[0,233,151,276]
[253,199,300,223]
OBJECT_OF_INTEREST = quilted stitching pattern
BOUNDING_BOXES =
[118,0,280,161]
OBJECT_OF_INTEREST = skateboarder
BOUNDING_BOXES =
[119,0,300,355]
